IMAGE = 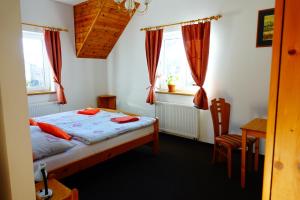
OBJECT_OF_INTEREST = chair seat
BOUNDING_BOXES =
[216,134,256,149]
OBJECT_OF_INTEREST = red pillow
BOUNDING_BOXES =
[77,108,101,115]
[37,122,72,140]
[29,118,38,126]
[111,116,139,124]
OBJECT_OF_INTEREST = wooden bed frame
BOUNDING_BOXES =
[49,109,159,180]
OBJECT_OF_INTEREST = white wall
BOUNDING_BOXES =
[20,0,107,112]
[107,0,274,152]
[0,0,36,199]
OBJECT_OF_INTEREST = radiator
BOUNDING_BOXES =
[155,101,200,140]
[28,102,61,117]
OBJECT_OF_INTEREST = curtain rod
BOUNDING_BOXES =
[140,14,222,31]
[21,22,68,32]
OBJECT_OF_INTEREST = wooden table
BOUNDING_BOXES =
[35,179,78,200]
[240,118,267,188]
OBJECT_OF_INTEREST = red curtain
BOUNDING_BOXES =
[182,22,211,110]
[44,30,67,104]
[145,29,163,104]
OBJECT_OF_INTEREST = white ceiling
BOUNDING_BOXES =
[54,0,86,5]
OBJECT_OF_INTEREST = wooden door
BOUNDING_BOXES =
[263,0,300,199]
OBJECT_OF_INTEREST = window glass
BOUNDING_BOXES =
[22,30,54,93]
[156,30,197,92]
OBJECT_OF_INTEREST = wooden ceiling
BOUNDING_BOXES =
[74,0,137,59]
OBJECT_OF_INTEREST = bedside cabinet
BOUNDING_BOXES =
[35,179,78,200]
[97,95,116,109]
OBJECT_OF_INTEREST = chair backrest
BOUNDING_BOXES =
[210,98,230,139]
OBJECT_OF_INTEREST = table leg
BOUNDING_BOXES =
[247,142,253,171]
[71,188,79,200]
[241,129,247,188]
[255,138,260,172]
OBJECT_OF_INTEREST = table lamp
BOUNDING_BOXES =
[34,162,53,199]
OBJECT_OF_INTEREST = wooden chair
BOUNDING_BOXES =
[210,98,256,178]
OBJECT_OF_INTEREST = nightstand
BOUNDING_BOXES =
[35,179,78,200]
[97,95,116,109]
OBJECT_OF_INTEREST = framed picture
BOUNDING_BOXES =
[256,8,275,47]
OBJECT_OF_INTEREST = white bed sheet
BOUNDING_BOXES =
[34,125,154,172]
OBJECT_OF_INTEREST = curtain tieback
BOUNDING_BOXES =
[193,84,204,88]
[146,85,154,90]
[54,81,65,90]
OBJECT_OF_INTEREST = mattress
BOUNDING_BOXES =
[33,125,154,172]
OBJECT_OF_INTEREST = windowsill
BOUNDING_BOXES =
[27,91,56,96]
[155,90,195,96]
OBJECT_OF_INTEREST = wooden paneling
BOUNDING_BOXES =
[262,0,285,198]
[74,0,101,54]
[271,0,300,198]
[74,0,137,59]
[263,0,300,199]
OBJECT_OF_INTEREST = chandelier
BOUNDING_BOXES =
[114,0,151,15]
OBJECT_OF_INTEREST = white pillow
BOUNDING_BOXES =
[30,126,75,161]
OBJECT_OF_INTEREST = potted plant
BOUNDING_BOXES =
[166,75,177,92]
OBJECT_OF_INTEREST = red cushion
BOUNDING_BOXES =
[77,108,101,115]
[37,122,72,140]
[111,116,139,124]
[29,118,38,126]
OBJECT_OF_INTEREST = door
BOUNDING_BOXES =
[270,0,300,199]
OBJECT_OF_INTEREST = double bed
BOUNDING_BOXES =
[32,108,159,179]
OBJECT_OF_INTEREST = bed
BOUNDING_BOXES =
[32,108,159,179]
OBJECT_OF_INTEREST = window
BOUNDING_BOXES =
[156,30,196,93]
[22,30,54,93]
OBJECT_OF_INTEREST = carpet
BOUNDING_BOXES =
[62,133,263,200]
